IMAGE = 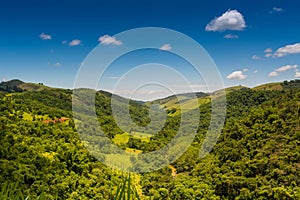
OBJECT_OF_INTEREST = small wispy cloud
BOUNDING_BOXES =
[269,7,284,14]
[264,48,273,58]
[206,10,246,32]
[226,70,247,80]
[264,48,273,53]
[275,64,298,72]
[39,32,52,40]
[224,34,239,39]
[69,39,81,46]
[242,68,248,72]
[53,62,61,67]
[274,43,300,57]
[265,53,273,58]
[107,76,120,80]
[251,55,261,60]
[273,7,284,12]
[295,71,300,78]
[253,70,258,73]
[269,71,278,77]
[269,64,298,77]
[160,44,172,51]
[99,35,122,46]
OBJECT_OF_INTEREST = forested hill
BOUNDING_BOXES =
[0,79,300,199]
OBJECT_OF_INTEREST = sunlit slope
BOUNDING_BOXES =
[253,82,283,91]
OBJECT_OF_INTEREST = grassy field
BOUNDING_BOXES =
[113,133,130,144]
[158,97,211,116]
[113,132,152,145]
[19,82,52,91]
[105,153,133,170]
[126,147,142,154]
[130,132,152,142]
[253,82,283,91]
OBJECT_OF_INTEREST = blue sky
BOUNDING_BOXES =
[0,0,300,99]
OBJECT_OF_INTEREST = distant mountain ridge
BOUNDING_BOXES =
[1,79,300,100]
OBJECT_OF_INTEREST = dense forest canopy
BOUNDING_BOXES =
[0,79,300,199]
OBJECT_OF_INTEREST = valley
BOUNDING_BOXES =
[0,79,300,199]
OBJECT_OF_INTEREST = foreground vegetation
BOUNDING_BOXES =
[0,79,300,199]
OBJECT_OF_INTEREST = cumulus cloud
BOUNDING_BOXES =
[274,43,300,57]
[39,33,52,40]
[224,34,239,39]
[251,55,261,60]
[69,39,81,46]
[160,44,172,51]
[99,35,122,46]
[269,71,278,77]
[226,70,247,80]
[206,10,246,32]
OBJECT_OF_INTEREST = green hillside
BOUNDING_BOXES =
[253,82,283,91]
[0,79,300,199]
[0,79,52,92]
[0,79,24,92]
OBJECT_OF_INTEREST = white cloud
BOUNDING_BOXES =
[264,48,273,53]
[265,53,273,58]
[99,35,122,46]
[264,48,273,58]
[242,68,248,72]
[224,34,239,39]
[226,70,247,80]
[253,70,258,73]
[39,33,52,40]
[275,64,298,72]
[269,71,278,77]
[160,44,172,51]
[62,40,68,44]
[269,64,298,77]
[273,7,284,12]
[174,84,219,90]
[274,43,300,57]
[270,7,284,14]
[295,71,300,78]
[251,55,261,60]
[206,10,246,32]
[54,62,61,67]
[107,76,120,80]
[69,39,81,46]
